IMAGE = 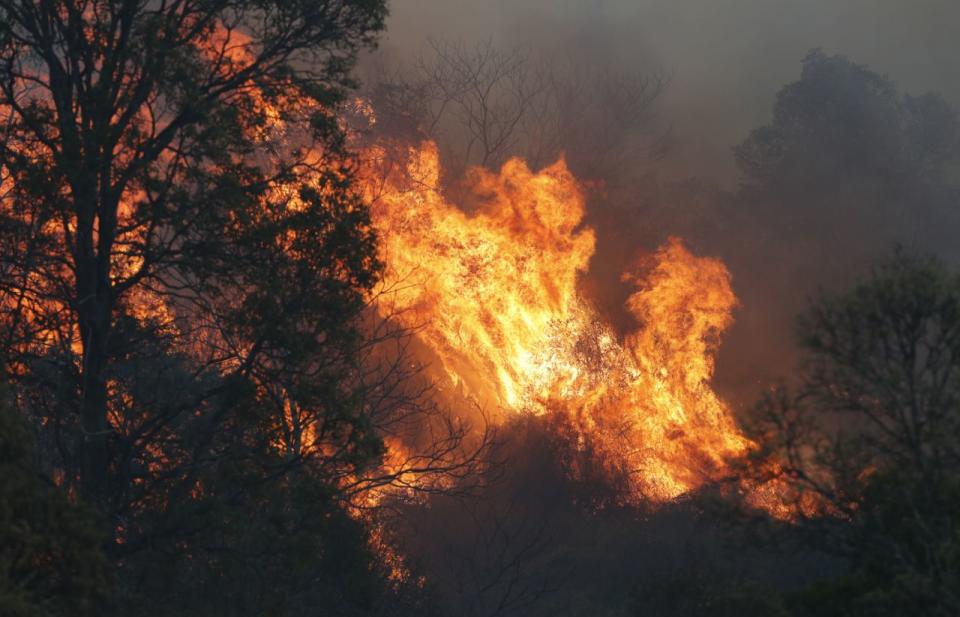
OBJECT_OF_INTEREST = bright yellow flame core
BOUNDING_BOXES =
[367,141,756,501]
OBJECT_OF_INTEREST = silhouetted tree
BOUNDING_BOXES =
[364,39,670,185]
[733,49,960,267]
[743,248,960,616]
[0,1,466,614]
[704,50,960,402]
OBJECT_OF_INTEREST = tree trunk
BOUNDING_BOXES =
[75,191,114,510]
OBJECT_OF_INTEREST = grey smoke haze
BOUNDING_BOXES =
[382,0,960,184]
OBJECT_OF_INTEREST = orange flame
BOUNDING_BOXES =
[363,140,773,503]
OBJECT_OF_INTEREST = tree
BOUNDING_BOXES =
[0,1,448,612]
[709,50,960,403]
[733,49,960,264]
[743,248,960,616]
[0,0,389,499]
[364,39,670,186]
[736,50,959,196]
[0,382,109,617]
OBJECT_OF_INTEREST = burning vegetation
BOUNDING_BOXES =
[363,137,761,504]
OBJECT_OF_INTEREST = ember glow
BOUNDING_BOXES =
[364,140,765,502]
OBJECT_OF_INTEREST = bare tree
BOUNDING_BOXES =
[364,38,671,185]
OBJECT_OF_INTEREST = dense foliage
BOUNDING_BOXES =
[0,385,109,617]
[0,1,397,614]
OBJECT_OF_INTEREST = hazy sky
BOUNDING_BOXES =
[382,0,960,184]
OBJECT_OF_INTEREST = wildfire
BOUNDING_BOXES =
[362,140,764,503]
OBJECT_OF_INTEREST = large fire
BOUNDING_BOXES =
[363,140,760,502]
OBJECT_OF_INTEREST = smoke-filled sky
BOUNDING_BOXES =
[382,0,960,184]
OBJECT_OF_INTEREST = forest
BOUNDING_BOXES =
[0,1,958,616]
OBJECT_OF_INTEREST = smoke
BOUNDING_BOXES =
[381,0,960,185]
